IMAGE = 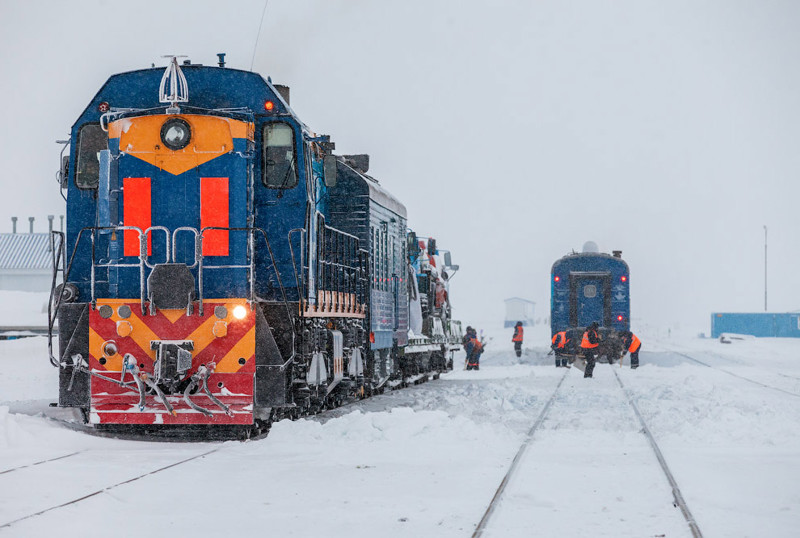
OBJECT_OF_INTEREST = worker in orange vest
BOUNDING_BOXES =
[551,330,570,367]
[512,321,524,357]
[580,322,600,378]
[620,330,642,369]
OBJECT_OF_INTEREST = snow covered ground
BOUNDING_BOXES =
[1,320,799,537]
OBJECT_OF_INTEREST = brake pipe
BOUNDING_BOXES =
[141,374,176,416]
[199,363,232,416]
[183,375,214,417]
[122,354,147,411]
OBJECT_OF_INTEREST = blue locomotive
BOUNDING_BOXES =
[48,55,461,434]
[550,241,630,360]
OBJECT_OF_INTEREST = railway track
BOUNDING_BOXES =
[0,386,415,533]
[472,368,703,538]
[667,349,800,399]
[0,450,86,476]
[0,446,222,532]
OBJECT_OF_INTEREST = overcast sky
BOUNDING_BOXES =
[1,0,798,335]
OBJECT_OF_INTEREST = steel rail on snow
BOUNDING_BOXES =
[472,369,569,537]
[669,349,800,399]
[612,369,704,538]
[472,369,705,538]
[0,448,222,531]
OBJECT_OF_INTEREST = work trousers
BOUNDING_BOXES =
[630,348,640,368]
[583,349,597,378]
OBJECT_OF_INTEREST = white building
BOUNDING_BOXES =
[504,297,535,328]
[0,233,54,292]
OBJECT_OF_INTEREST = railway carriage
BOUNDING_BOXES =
[550,241,630,360]
[49,55,461,435]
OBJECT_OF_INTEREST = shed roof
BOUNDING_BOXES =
[0,233,53,270]
[504,297,535,304]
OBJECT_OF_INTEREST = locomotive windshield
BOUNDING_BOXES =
[75,123,108,189]
[262,122,298,189]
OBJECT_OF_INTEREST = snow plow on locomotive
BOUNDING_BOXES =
[550,242,630,363]
[48,56,461,437]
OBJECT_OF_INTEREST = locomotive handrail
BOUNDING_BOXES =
[47,226,148,367]
[196,227,292,323]
[89,226,147,312]
[143,226,170,268]
[47,231,66,367]
[171,227,199,268]
[288,228,305,300]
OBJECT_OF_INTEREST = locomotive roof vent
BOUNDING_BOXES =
[582,241,599,253]
[612,250,622,258]
[343,154,370,174]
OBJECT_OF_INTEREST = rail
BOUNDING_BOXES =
[473,369,704,538]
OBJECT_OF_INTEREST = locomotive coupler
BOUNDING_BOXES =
[150,340,194,393]
[121,354,176,415]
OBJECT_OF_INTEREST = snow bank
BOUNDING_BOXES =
[0,291,50,326]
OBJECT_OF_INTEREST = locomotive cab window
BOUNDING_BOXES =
[262,123,298,189]
[75,123,108,189]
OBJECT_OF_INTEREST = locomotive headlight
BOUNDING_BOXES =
[232,305,247,320]
[160,118,191,150]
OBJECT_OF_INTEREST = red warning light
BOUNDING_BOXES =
[617,315,624,322]
[264,100,275,111]
[554,275,560,282]
[621,275,627,282]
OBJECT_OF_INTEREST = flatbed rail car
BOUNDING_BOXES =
[48,55,461,436]
[550,242,630,361]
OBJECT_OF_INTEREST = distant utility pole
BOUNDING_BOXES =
[764,225,768,312]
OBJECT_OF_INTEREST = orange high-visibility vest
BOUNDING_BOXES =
[552,331,567,349]
[513,326,524,342]
[581,330,599,349]
[628,334,641,353]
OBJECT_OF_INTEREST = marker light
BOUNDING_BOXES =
[264,100,275,111]
[621,275,627,282]
[98,101,110,113]
[554,275,560,282]
[617,315,624,322]
[232,305,247,320]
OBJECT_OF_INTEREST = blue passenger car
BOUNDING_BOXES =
[550,242,630,358]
